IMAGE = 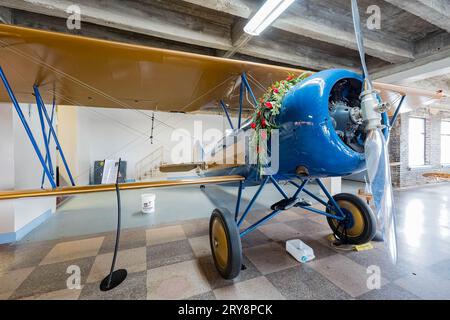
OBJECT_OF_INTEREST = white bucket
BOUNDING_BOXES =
[141,193,156,214]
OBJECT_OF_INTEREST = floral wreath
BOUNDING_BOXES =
[250,72,312,174]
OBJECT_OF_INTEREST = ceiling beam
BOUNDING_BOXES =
[0,6,12,24]
[1,0,232,50]
[384,0,450,33]
[373,49,450,83]
[373,31,450,83]
[2,0,361,70]
[222,19,252,58]
[182,0,414,64]
[241,36,358,71]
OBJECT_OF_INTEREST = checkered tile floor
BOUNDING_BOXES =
[1,206,450,300]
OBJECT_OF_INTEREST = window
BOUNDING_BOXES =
[408,117,425,167]
[442,120,450,165]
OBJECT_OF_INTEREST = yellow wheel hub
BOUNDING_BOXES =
[331,200,365,238]
[211,217,229,270]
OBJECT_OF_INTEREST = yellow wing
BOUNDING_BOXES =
[373,82,446,114]
[0,24,445,114]
[0,24,302,112]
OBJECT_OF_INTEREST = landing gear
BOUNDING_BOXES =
[326,193,377,245]
[209,208,242,280]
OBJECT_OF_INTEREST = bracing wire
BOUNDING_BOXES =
[0,41,239,184]
[0,39,236,135]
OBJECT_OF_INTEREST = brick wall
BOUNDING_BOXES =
[389,108,450,188]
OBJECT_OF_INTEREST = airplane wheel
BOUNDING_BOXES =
[209,208,242,280]
[326,193,377,245]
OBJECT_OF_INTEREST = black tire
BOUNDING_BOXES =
[209,208,242,280]
[326,193,377,245]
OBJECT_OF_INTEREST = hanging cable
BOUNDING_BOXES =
[150,112,155,144]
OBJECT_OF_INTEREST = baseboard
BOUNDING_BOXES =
[0,209,52,244]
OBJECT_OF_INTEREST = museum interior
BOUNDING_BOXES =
[0,0,449,301]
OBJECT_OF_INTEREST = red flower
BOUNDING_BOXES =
[265,102,273,109]
[261,118,266,128]
[258,111,262,117]
[251,122,257,129]
[287,75,294,81]
[273,88,279,94]
[260,130,267,140]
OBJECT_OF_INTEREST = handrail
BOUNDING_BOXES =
[135,146,165,179]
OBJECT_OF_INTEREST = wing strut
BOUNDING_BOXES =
[34,85,76,186]
[0,67,76,189]
[220,72,258,131]
[0,67,57,189]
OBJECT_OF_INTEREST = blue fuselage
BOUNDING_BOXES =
[205,69,367,184]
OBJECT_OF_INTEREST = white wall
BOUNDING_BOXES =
[0,102,232,242]
[59,106,232,184]
[55,105,80,186]
[12,103,56,231]
[0,102,56,241]
[0,104,15,234]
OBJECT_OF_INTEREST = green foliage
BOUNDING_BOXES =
[250,72,312,175]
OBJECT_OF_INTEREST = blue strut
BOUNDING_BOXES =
[37,94,55,187]
[236,176,348,238]
[34,86,75,186]
[0,67,56,189]
[219,72,258,131]
[220,100,234,130]
[41,101,56,188]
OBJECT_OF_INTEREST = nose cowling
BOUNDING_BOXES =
[277,69,366,178]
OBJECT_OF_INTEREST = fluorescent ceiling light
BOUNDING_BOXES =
[244,0,295,36]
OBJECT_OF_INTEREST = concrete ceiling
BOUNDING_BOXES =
[0,0,449,94]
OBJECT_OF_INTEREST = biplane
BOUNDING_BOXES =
[423,173,450,182]
[0,2,446,285]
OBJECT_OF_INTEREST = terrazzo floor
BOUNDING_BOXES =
[1,183,449,300]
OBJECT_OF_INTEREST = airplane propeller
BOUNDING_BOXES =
[351,0,398,263]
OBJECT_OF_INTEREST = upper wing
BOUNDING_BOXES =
[373,82,447,114]
[0,24,302,112]
[0,25,445,114]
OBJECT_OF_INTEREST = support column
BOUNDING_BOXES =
[0,104,16,242]
[0,103,56,244]
[0,7,12,24]
[320,177,342,196]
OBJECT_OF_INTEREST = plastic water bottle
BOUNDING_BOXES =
[286,239,315,263]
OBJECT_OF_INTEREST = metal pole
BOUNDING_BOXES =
[316,178,346,218]
[0,67,56,189]
[241,73,258,106]
[240,209,282,237]
[292,179,309,199]
[289,180,326,205]
[269,176,289,199]
[235,180,244,221]
[390,95,406,128]
[36,97,54,188]
[219,100,234,130]
[33,86,75,186]
[41,102,56,188]
[100,158,127,291]
[238,78,244,129]
[238,175,270,227]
